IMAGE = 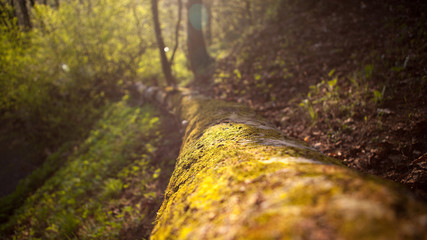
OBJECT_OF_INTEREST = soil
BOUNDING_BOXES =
[207,0,427,200]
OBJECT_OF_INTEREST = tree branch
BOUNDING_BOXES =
[169,0,182,65]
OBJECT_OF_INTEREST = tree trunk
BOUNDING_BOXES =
[151,0,176,86]
[186,0,213,85]
[140,86,427,240]
[16,0,31,30]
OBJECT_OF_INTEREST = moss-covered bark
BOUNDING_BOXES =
[139,86,427,239]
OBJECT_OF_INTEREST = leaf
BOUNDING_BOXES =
[234,69,242,79]
[328,69,336,77]
[327,77,337,89]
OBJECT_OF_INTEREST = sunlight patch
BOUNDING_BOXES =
[255,138,317,151]
[261,156,323,165]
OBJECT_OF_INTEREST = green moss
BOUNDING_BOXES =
[151,94,427,240]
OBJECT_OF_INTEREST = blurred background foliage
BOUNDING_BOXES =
[0,0,279,230]
[0,0,277,164]
[1,0,154,151]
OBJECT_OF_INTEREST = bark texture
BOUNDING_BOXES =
[137,86,427,240]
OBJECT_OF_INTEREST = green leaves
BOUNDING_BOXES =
[327,77,338,91]
[102,179,124,198]
[299,99,317,123]
[0,0,179,192]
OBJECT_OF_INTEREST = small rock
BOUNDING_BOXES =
[182,120,189,127]
[377,108,393,115]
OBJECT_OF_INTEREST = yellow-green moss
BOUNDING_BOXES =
[151,93,427,240]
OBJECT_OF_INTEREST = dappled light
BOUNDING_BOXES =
[1,0,426,239]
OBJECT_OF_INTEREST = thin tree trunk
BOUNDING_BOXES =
[169,0,182,65]
[16,0,31,30]
[151,0,176,86]
[187,0,213,84]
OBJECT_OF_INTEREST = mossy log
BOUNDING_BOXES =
[137,85,427,240]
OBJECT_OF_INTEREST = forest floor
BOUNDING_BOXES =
[208,0,427,200]
[1,1,426,238]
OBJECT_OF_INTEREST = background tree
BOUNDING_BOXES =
[186,0,213,85]
[151,0,176,86]
[15,0,31,29]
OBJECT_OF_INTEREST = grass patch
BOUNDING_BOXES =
[1,96,179,239]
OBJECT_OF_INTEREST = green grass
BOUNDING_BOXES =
[1,96,176,239]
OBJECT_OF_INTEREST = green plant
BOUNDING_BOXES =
[299,99,317,123]
[102,179,124,199]
[373,86,386,104]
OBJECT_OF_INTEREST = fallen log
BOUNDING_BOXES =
[137,85,427,239]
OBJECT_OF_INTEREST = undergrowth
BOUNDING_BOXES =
[298,65,383,127]
[0,96,178,239]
